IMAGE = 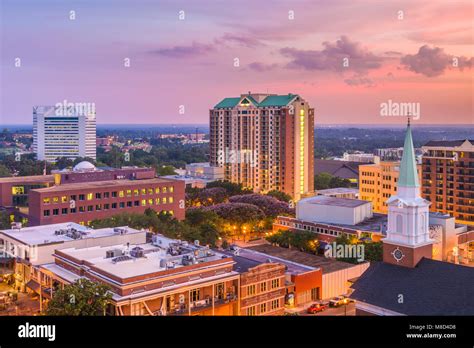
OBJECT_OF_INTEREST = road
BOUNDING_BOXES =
[298,303,356,316]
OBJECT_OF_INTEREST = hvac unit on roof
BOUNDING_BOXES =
[106,249,123,259]
[113,227,128,235]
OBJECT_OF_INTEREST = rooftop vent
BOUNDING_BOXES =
[130,246,145,258]
[106,249,123,259]
[113,227,128,235]
[112,255,133,263]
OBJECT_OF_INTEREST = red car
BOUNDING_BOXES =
[307,303,327,314]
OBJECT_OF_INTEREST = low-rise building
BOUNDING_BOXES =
[38,235,240,316]
[0,222,146,292]
[316,187,359,199]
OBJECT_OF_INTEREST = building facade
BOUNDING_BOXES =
[33,105,96,162]
[210,93,314,200]
[359,161,422,213]
[421,139,474,225]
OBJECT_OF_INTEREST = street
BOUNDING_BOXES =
[297,303,356,316]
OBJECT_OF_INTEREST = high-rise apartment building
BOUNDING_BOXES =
[421,139,474,225]
[359,161,422,213]
[210,93,314,200]
[33,105,96,162]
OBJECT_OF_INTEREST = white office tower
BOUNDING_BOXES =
[33,105,96,162]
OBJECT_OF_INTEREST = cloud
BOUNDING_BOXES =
[218,33,263,48]
[149,42,215,58]
[280,36,383,73]
[247,62,278,72]
[400,45,473,77]
[344,74,375,87]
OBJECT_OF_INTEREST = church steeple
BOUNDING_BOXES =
[383,118,433,268]
[398,118,419,190]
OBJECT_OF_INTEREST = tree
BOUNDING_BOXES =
[229,194,294,218]
[206,180,252,196]
[364,242,383,262]
[0,164,11,177]
[266,190,292,203]
[157,165,176,176]
[314,172,333,190]
[45,278,112,316]
[0,211,11,229]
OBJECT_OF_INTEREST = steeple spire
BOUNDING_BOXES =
[398,119,419,189]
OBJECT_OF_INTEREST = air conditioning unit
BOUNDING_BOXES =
[106,249,123,258]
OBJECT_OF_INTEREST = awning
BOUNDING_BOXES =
[26,279,40,293]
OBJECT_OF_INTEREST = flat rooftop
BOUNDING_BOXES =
[221,248,315,274]
[55,235,231,280]
[0,175,54,184]
[300,195,369,208]
[316,188,359,195]
[0,223,143,246]
[247,244,361,274]
[32,177,175,193]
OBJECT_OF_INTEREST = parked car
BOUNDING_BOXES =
[329,296,349,307]
[307,303,327,314]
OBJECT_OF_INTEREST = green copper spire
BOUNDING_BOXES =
[398,119,419,188]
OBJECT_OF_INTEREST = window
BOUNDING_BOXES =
[148,199,153,205]
[169,197,174,203]
[148,188,153,195]
[79,194,85,201]
[79,206,85,213]
[43,210,50,217]
[163,197,167,204]
[169,186,174,193]
[70,207,77,213]
[247,306,256,316]
[190,289,200,302]
[61,196,68,203]
[141,188,146,195]
[104,204,109,210]
[86,193,93,201]
[163,187,167,193]
[134,201,139,206]
[71,195,77,201]
[134,189,139,196]
[169,210,174,216]
[119,202,125,208]
[247,285,256,296]
[141,200,146,206]
[103,192,110,198]
[52,197,59,203]
[126,190,132,197]
[260,282,267,292]
[96,204,102,211]
[112,203,117,209]
[271,299,279,310]
[155,187,160,194]
[155,198,160,205]
[112,192,117,198]
[119,191,124,198]
[260,303,266,314]
[43,198,50,204]
[87,206,93,212]
[271,279,280,289]
[95,193,101,199]
[127,201,132,207]
[53,209,59,216]
[61,208,68,215]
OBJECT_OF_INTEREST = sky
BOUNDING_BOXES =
[1,0,473,125]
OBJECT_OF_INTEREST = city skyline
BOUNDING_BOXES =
[1,0,473,125]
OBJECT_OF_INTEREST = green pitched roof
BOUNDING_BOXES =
[259,94,297,107]
[214,97,241,109]
[398,123,419,188]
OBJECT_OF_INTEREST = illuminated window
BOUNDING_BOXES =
[126,190,132,196]
[119,191,124,198]
[141,189,146,195]
[61,196,68,203]
[271,279,280,289]
[163,197,167,204]
[148,199,153,205]
[247,285,256,296]
[148,188,153,195]
[155,198,160,205]
[169,197,174,203]
[169,186,174,193]
[11,186,24,195]
[141,199,146,206]
[260,282,267,292]
[53,196,59,203]
[163,187,167,193]
[43,198,50,204]
[155,187,160,194]
[86,193,93,201]
[271,299,279,310]
[169,210,174,215]
[133,189,139,196]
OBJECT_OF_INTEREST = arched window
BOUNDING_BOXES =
[396,214,403,233]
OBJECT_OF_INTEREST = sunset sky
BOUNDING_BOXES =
[1,0,473,125]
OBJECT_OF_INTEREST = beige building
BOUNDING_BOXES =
[359,161,422,213]
[210,92,314,200]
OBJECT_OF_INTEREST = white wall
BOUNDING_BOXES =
[322,262,370,300]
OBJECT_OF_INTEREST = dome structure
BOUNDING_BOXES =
[73,161,96,172]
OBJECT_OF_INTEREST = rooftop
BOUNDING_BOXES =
[214,93,299,109]
[221,248,315,274]
[299,195,370,208]
[55,235,230,280]
[0,223,143,246]
[350,258,474,315]
[423,139,474,147]
[0,175,54,184]
[31,177,174,193]
[316,187,359,195]
[246,244,359,274]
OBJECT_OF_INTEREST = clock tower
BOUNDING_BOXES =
[383,119,433,268]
